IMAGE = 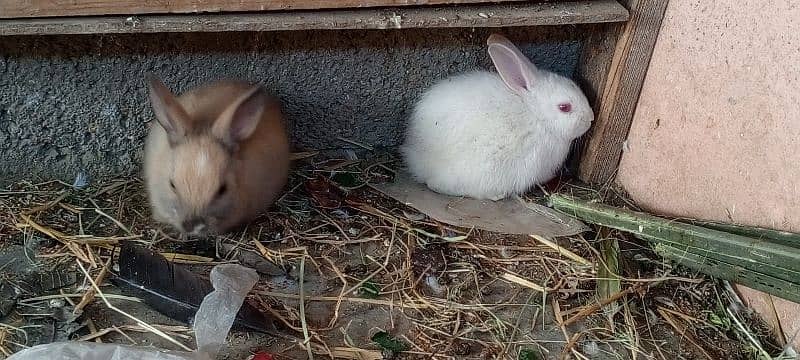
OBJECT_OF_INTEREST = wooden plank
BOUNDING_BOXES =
[0,1,629,36]
[576,0,669,184]
[0,0,526,19]
[565,22,622,176]
[576,23,623,118]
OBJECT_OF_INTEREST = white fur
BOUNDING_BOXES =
[401,37,593,201]
[144,121,177,225]
[194,148,210,174]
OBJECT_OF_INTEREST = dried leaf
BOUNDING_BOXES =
[305,176,343,209]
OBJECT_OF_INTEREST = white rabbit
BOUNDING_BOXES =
[400,33,594,201]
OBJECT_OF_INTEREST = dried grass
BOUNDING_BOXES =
[0,157,772,359]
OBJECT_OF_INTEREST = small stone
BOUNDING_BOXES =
[49,298,66,308]
[453,340,471,355]
[581,340,599,356]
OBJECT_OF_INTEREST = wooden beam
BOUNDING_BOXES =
[0,1,629,36]
[565,22,622,177]
[1,0,528,19]
[577,0,669,184]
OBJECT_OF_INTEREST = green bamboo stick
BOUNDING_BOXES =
[637,234,800,284]
[548,194,800,275]
[597,237,621,317]
[682,220,800,249]
[654,243,800,304]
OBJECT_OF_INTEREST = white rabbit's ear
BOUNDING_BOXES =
[487,34,538,95]
[212,85,266,147]
[146,74,191,145]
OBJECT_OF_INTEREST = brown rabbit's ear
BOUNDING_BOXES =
[212,85,267,147]
[145,74,191,144]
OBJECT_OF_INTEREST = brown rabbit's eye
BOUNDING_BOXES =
[216,184,227,197]
[558,103,572,113]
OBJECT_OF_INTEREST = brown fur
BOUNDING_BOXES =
[144,77,290,235]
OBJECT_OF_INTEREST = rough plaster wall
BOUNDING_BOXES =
[0,28,582,184]
[617,0,800,348]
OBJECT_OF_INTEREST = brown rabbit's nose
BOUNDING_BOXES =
[182,218,207,235]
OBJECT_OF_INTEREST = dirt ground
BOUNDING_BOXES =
[0,154,783,360]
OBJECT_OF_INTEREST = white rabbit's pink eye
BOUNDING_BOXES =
[558,103,572,113]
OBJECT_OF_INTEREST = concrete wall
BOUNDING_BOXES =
[617,0,800,348]
[0,28,582,184]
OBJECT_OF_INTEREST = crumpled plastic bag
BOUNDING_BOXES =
[8,263,260,360]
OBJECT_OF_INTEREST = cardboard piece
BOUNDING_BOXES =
[371,172,588,237]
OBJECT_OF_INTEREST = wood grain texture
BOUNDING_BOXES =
[1,0,526,19]
[0,1,629,36]
[577,0,669,184]
[564,22,622,176]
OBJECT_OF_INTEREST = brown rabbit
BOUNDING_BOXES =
[143,75,290,235]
